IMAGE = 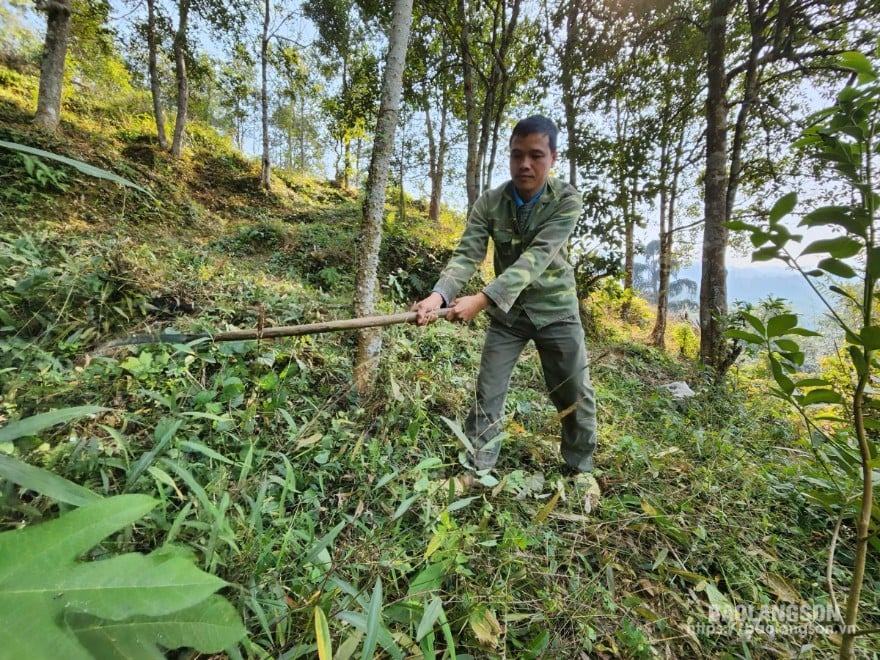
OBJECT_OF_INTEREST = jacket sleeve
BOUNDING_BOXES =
[482,190,581,313]
[432,195,491,304]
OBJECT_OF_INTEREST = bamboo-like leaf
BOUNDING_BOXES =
[440,415,475,453]
[416,596,444,642]
[533,487,562,524]
[336,611,402,660]
[362,577,383,660]
[0,140,153,196]
[315,606,332,660]
[0,405,108,444]
[0,454,101,506]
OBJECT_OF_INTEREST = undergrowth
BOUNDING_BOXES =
[0,60,876,658]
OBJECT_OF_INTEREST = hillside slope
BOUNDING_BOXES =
[1,62,876,658]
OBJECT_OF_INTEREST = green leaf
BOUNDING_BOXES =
[336,611,402,660]
[0,405,108,444]
[440,416,474,453]
[739,311,766,335]
[769,192,797,223]
[0,454,101,507]
[800,389,843,406]
[416,596,444,642]
[769,358,795,395]
[839,51,877,82]
[774,338,801,353]
[724,220,759,232]
[800,236,862,259]
[302,521,346,566]
[817,258,857,278]
[752,246,781,262]
[315,606,332,660]
[408,562,446,597]
[68,595,245,657]
[861,326,880,351]
[800,206,870,237]
[794,378,831,389]
[0,495,240,658]
[446,496,478,513]
[0,140,153,196]
[724,329,764,345]
[766,313,799,338]
[362,578,383,660]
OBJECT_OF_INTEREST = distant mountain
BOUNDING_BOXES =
[679,263,826,328]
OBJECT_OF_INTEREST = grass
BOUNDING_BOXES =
[0,59,877,658]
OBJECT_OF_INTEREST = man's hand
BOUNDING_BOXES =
[448,292,490,323]
[411,292,445,326]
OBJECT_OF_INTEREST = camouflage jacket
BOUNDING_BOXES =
[433,176,582,329]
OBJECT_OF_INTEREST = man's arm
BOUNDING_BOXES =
[412,197,491,325]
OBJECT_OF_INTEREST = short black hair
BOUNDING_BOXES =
[510,115,558,153]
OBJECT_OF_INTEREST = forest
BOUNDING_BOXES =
[0,0,879,657]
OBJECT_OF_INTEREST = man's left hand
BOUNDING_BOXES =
[448,293,490,323]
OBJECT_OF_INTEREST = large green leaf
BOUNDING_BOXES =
[68,595,245,658]
[0,140,153,196]
[0,495,242,658]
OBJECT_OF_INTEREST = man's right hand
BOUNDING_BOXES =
[411,292,445,326]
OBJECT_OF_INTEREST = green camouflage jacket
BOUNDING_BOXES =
[433,176,582,329]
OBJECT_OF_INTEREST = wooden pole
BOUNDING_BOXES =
[95,308,452,354]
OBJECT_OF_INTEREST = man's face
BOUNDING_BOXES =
[509,132,557,200]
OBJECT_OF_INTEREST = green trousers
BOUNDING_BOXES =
[465,313,597,472]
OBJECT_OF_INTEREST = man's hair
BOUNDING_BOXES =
[510,115,558,153]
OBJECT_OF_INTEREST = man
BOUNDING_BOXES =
[412,115,597,478]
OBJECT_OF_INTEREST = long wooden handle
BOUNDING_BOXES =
[95,308,453,353]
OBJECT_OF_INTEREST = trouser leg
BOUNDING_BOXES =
[465,319,529,470]
[535,316,597,472]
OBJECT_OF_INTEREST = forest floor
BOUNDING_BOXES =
[1,62,877,658]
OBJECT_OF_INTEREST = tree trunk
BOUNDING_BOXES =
[353,0,414,394]
[260,0,271,189]
[33,0,72,132]
[146,0,168,149]
[426,98,448,223]
[562,0,578,187]
[170,0,191,158]
[699,0,732,368]
[458,0,479,210]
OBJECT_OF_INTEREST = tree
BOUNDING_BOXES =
[305,0,380,188]
[729,53,879,657]
[169,0,191,158]
[633,239,697,308]
[271,46,323,172]
[353,0,413,394]
[145,0,169,149]
[700,0,878,372]
[33,0,72,131]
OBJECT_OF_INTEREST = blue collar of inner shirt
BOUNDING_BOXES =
[512,183,546,208]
